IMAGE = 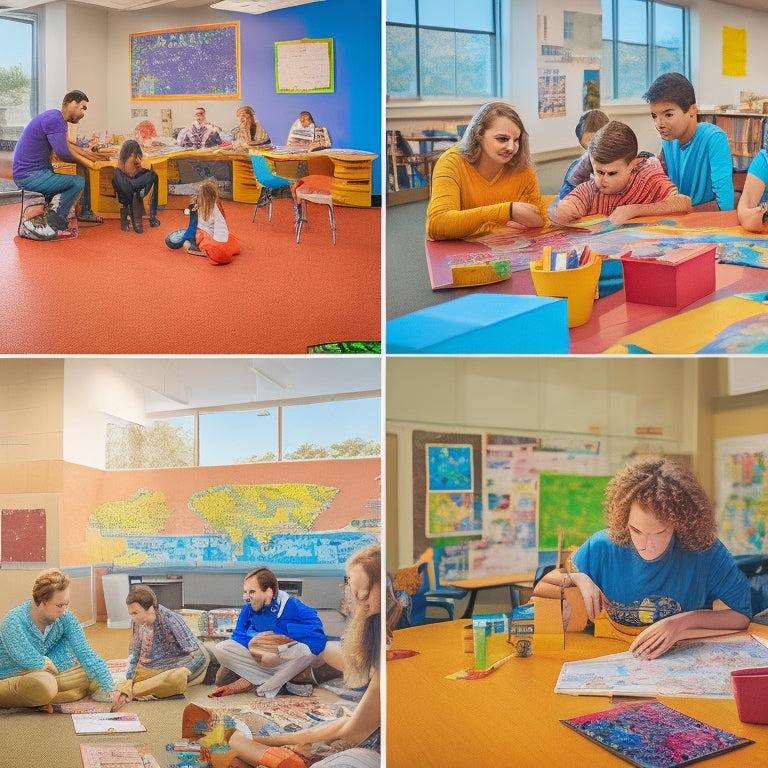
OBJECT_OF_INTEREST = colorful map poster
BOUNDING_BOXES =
[715,435,768,555]
[555,634,768,698]
[426,444,479,537]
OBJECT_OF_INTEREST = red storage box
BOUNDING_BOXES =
[731,666,768,724]
[620,244,716,309]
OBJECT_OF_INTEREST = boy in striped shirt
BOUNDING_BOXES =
[549,121,691,227]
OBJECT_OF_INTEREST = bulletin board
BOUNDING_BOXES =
[1,507,46,564]
[275,38,334,93]
[130,23,241,100]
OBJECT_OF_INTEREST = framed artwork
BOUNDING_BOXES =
[275,38,334,93]
[130,23,240,100]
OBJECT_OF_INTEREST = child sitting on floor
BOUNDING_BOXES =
[548,120,691,227]
[184,178,240,265]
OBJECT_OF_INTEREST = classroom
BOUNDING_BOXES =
[386,0,768,354]
[0,0,382,354]
[386,356,768,766]
[0,357,381,766]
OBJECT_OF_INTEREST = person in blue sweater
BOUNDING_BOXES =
[533,458,751,660]
[0,568,124,711]
[208,566,327,699]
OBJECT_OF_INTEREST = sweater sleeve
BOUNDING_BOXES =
[58,612,116,693]
[279,599,327,655]
[426,150,513,240]
[124,624,141,680]
[0,606,46,672]
[161,607,201,654]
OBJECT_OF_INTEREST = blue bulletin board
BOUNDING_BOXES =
[130,23,241,100]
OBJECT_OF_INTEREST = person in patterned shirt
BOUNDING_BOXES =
[118,585,209,700]
[549,120,691,227]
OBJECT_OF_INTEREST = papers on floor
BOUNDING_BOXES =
[72,711,146,734]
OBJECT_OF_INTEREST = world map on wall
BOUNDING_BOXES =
[86,484,378,567]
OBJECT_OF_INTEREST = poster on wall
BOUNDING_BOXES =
[425,443,480,537]
[715,435,768,556]
[130,23,241,100]
[1,508,46,564]
[537,7,602,117]
[275,38,334,93]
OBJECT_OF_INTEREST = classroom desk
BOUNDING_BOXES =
[386,620,768,767]
[442,571,535,618]
[82,146,377,216]
[420,210,768,353]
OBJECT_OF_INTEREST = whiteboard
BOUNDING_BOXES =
[275,38,334,93]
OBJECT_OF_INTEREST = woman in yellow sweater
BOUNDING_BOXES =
[426,101,547,240]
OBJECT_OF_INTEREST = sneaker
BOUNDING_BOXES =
[46,209,69,232]
[23,219,57,239]
[185,241,205,257]
[77,211,103,224]
[285,682,313,697]
[149,216,161,228]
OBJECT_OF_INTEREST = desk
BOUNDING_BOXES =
[83,147,377,216]
[386,620,768,767]
[419,211,768,353]
[443,571,535,618]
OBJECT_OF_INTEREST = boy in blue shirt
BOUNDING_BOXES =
[208,566,327,699]
[643,72,734,211]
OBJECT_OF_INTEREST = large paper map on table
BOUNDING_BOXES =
[555,634,768,698]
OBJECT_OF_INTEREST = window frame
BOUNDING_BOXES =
[386,0,502,100]
[0,10,39,130]
[602,0,690,102]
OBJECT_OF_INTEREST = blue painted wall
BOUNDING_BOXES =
[237,0,381,195]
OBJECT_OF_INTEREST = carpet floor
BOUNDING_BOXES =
[0,624,348,768]
[0,198,381,354]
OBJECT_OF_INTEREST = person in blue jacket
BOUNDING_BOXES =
[208,566,327,699]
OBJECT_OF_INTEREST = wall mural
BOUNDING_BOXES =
[85,484,379,567]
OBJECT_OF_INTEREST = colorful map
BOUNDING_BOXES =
[555,634,768,698]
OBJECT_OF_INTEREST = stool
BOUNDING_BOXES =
[294,187,336,245]
[17,188,77,241]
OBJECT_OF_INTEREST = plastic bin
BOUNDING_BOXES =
[102,573,131,629]
[530,255,602,328]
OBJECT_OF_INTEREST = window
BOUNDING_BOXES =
[106,397,381,469]
[602,0,689,100]
[386,0,498,98]
[0,12,38,140]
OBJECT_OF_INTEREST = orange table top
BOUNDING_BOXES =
[386,620,768,766]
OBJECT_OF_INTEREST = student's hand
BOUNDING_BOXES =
[569,572,604,621]
[109,690,129,711]
[737,206,768,234]
[628,614,685,660]
[608,205,640,226]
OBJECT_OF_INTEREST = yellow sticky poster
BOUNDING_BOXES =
[722,26,746,77]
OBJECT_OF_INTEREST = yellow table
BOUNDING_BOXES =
[83,147,377,217]
[386,620,768,767]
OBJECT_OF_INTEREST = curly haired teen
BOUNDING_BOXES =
[534,457,751,660]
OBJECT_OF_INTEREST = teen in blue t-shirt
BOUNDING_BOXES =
[534,458,751,660]
[737,149,768,232]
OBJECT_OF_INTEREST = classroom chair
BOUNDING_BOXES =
[292,175,337,245]
[249,154,294,223]
[392,562,454,626]
[421,547,468,617]
[736,554,768,615]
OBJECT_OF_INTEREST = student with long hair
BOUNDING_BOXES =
[185,178,240,265]
[426,101,547,240]
[112,139,160,234]
[183,543,394,768]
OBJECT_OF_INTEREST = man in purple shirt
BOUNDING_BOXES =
[13,90,103,236]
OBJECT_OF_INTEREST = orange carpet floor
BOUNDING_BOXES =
[0,197,381,353]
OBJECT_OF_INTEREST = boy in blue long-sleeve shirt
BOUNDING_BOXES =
[209,566,328,699]
[643,72,734,211]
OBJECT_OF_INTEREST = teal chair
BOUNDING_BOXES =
[249,154,294,222]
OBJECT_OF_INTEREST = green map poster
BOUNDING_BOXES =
[538,472,610,549]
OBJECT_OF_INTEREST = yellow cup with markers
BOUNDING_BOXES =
[530,246,602,328]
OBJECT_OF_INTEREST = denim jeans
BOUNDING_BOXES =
[14,168,85,218]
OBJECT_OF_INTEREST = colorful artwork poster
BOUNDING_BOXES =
[427,492,480,538]
[427,444,473,492]
[538,69,566,118]
[538,472,610,550]
[715,435,768,555]
[1,507,46,563]
[562,700,754,768]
